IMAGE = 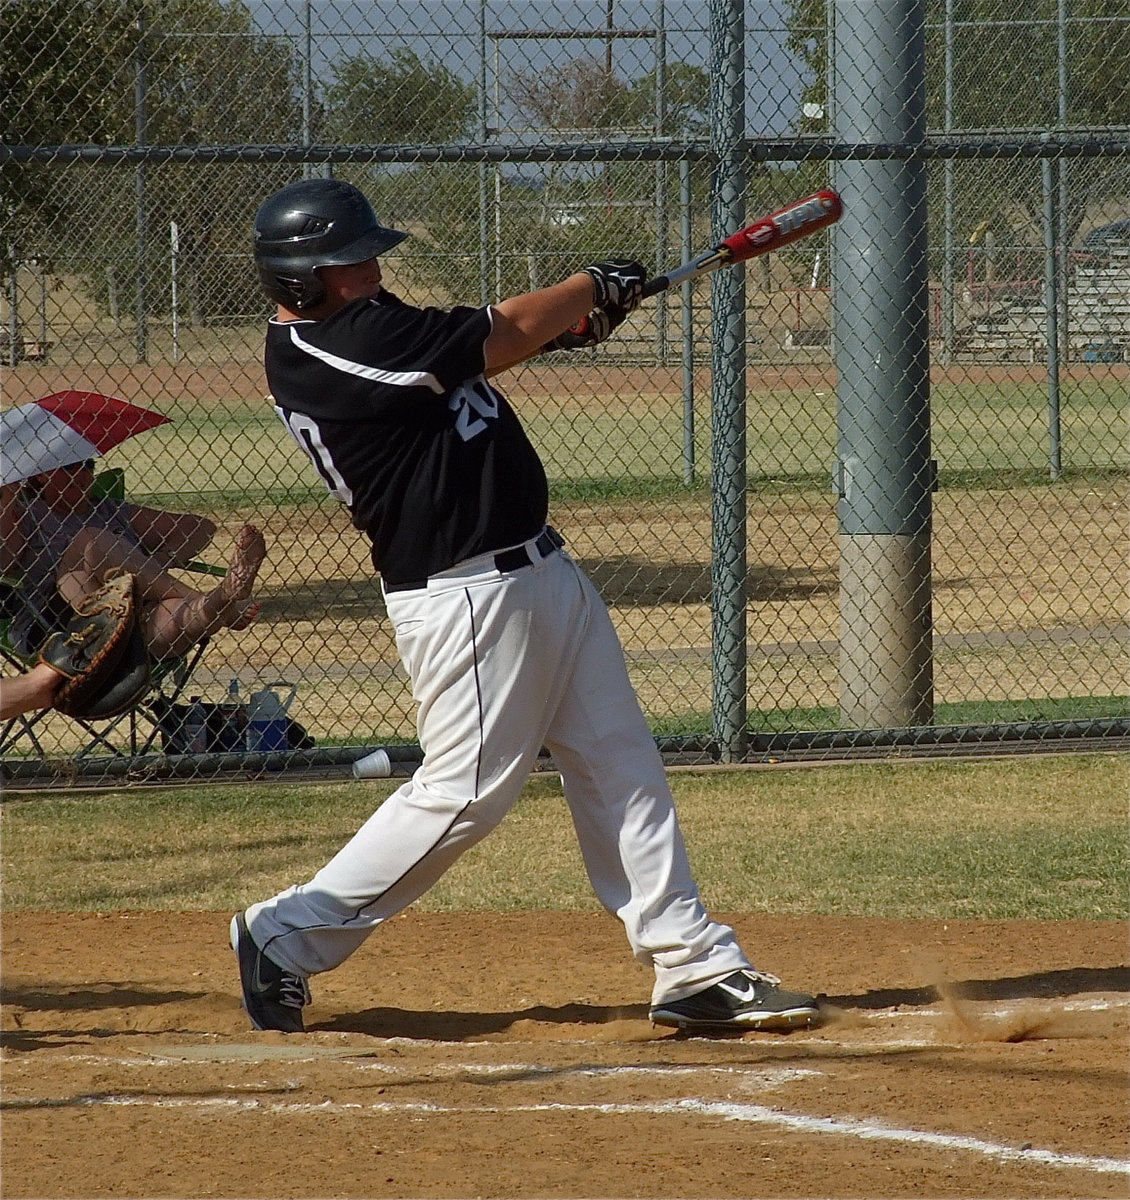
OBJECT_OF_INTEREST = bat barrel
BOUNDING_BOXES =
[723,189,842,262]
[639,190,843,299]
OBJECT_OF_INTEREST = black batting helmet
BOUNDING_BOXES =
[253,178,407,311]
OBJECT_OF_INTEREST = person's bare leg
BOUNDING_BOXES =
[54,524,266,661]
[143,525,267,659]
[56,526,195,610]
[0,662,64,719]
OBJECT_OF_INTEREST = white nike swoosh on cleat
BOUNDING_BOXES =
[717,977,760,1003]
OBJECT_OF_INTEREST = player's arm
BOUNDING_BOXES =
[483,273,595,373]
[483,259,648,374]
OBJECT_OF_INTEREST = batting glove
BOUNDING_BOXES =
[542,304,629,353]
[583,259,648,313]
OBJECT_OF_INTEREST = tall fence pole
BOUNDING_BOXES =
[1042,155,1063,480]
[477,0,491,305]
[134,4,149,365]
[1056,0,1071,379]
[680,158,695,486]
[301,0,315,180]
[708,0,747,761]
[941,0,955,365]
[832,0,934,729]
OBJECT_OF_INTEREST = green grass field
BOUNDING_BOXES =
[2,754,1125,921]
[5,376,1123,760]
[114,379,1127,510]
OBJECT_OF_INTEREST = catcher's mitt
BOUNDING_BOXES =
[73,619,152,720]
[38,573,150,718]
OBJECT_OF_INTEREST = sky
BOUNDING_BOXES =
[243,0,812,138]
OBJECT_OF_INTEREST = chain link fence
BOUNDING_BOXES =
[2,0,1127,782]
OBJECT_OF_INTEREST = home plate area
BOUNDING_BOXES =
[2,911,1127,1198]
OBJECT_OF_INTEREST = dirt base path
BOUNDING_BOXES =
[2,912,1127,1199]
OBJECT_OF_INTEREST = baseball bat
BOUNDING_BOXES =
[564,190,842,342]
[641,188,843,298]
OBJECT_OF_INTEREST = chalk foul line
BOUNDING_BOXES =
[673,1099,1130,1176]
[49,1092,1129,1177]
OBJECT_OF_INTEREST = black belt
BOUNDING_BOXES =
[384,526,563,593]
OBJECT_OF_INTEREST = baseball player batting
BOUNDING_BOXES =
[232,177,822,1035]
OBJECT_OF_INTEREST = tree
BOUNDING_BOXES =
[1069,0,1130,125]
[123,0,306,321]
[496,56,712,277]
[320,48,477,144]
[784,0,1129,261]
[0,0,137,276]
[316,50,483,303]
[2,0,304,317]
[508,56,708,139]
[786,0,1130,135]
[628,61,712,140]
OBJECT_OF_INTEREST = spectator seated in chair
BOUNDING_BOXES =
[0,462,267,667]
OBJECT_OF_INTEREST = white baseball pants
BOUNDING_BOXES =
[245,532,751,1004]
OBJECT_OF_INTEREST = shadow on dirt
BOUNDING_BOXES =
[578,558,835,606]
[1,982,207,1012]
[824,964,1130,1010]
[315,999,653,1039]
[260,558,837,620]
[257,576,384,622]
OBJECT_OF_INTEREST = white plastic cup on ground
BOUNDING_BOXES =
[352,748,392,779]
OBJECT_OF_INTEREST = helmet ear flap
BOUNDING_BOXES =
[293,271,327,311]
[258,265,325,311]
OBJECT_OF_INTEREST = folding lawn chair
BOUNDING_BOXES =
[0,467,223,764]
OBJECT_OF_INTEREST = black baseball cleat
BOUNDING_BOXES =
[649,969,821,1032]
[230,912,311,1032]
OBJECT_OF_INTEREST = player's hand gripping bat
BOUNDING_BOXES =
[559,189,843,347]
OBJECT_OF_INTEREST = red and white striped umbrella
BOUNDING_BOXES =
[1,391,171,486]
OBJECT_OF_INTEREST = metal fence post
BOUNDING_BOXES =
[1042,154,1063,480]
[708,0,747,761]
[941,0,956,365]
[680,158,695,487]
[134,4,149,365]
[833,0,934,730]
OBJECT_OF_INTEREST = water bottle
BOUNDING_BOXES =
[222,679,247,752]
[183,696,208,755]
[247,684,294,753]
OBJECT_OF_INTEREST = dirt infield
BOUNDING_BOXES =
[2,911,1127,1198]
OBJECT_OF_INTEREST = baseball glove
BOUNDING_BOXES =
[38,573,150,718]
[72,619,152,720]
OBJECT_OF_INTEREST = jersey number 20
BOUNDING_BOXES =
[448,377,500,442]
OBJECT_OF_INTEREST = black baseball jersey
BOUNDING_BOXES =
[265,291,549,585]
